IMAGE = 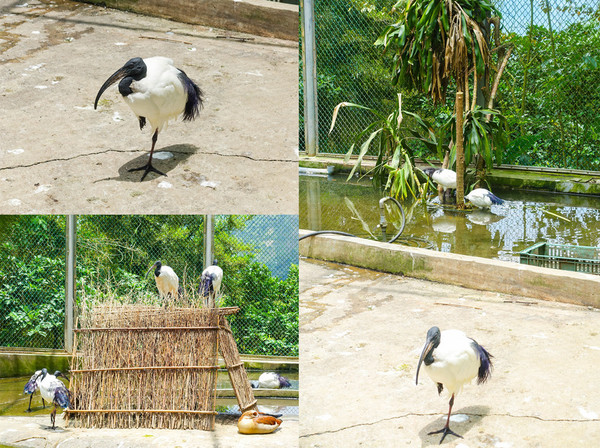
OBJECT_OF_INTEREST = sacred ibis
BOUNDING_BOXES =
[23,369,46,412]
[250,372,292,389]
[423,168,457,202]
[465,188,505,209]
[237,410,282,434]
[146,260,180,304]
[94,56,204,181]
[416,327,493,444]
[199,261,223,308]
[33,369,70,429]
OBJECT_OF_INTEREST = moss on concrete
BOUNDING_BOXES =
[0,352,70,378]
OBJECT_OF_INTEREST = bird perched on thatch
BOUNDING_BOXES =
[238,410,282,434]
[199,260,223,308]
[146,260,180,305]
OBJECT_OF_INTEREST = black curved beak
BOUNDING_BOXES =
[415,336,435,385]
[94,66,129,109]
[145,262,158,277]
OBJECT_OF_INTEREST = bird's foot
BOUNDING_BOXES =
[428,426,463,444]
[25,408,32,413]
[128,163,166,182]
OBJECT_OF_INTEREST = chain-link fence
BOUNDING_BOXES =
[0,215,298,357]
[301,0,600,170]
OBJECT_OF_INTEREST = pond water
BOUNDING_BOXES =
[300,174,600,263]
[0,371,298,418]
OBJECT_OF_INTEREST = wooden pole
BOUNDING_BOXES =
[455,91,465,208]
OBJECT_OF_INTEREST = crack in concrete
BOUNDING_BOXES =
[300,412,600,438]
[0,149,295,172]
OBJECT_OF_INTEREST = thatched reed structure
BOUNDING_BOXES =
[65,304,256,430]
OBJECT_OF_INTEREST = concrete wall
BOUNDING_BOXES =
[0,351,297,378]
[0,350,70,378]
[300,230,600,307]
[81,0,298,41]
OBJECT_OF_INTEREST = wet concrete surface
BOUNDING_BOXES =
[300,258,600,447]
[0,0,298,214]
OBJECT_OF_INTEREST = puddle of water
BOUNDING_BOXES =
[1,372,298,417]
[300,174,600,263]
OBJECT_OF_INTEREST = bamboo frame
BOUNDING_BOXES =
[66,304,251,430]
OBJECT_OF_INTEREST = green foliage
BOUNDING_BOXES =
[330,98,433,201]
[377,0,500,103]
[225,264,298,356]
[0,216,298,356]
[501,20,600,169]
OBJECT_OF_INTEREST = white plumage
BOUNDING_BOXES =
[199,262,223,308]
[251,372,292,389]
[147,260,180,303]
[34,369,70,429]
[94,56,203,181]
[416,327,492,443]
[424,168,457,190]
[465,188,505,209]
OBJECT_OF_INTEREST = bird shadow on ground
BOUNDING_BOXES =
[94,144,198,184]
[419,405,491,446]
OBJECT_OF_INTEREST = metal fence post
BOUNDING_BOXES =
[65,215,76,353]
[204,215,214,270]
[301,0,319,156]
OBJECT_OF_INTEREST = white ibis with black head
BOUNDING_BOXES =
[33,368,70,429]
[465,188,505,209]
[146,260,180,304]
[250,372,292,389]
[94,56,204,181]
[199,260,223,308]
[423,168,457,202]
[416,327,493,444]
[23,369,46,412]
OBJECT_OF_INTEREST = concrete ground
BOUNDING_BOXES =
[299,258,600,447]
[0,414,298,447]
[0,0,298,214]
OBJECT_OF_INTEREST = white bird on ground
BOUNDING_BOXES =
[34,368,70,429]
[465,188,505,209]
[416,327,493,444]
[94,56,204,181]
[237,410,282,434]
[199,260,223,308]
[23,369,45,412]
[250,372,292,389]
[146,260,180,304]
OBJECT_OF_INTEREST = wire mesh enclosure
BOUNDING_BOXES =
[67,304,255,430]
[0,215,299,357]
[302,0,600,170]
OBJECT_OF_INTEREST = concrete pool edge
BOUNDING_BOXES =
[299,229,600,307]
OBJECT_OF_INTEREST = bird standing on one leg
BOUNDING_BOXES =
[34,369,71,429]
[23,369,46,412]
[416,327,493,444]
[199,260,223,308]
[146,261,180,305]
[94,57,204,181]
[465,188,505,209]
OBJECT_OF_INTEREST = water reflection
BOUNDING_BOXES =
[300,174,600,262]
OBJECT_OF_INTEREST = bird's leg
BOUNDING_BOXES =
[26,394,33,412]
[428,394,463,444]
[42,398,46,409]
[50,406,57,430]
[128,130,167,181]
